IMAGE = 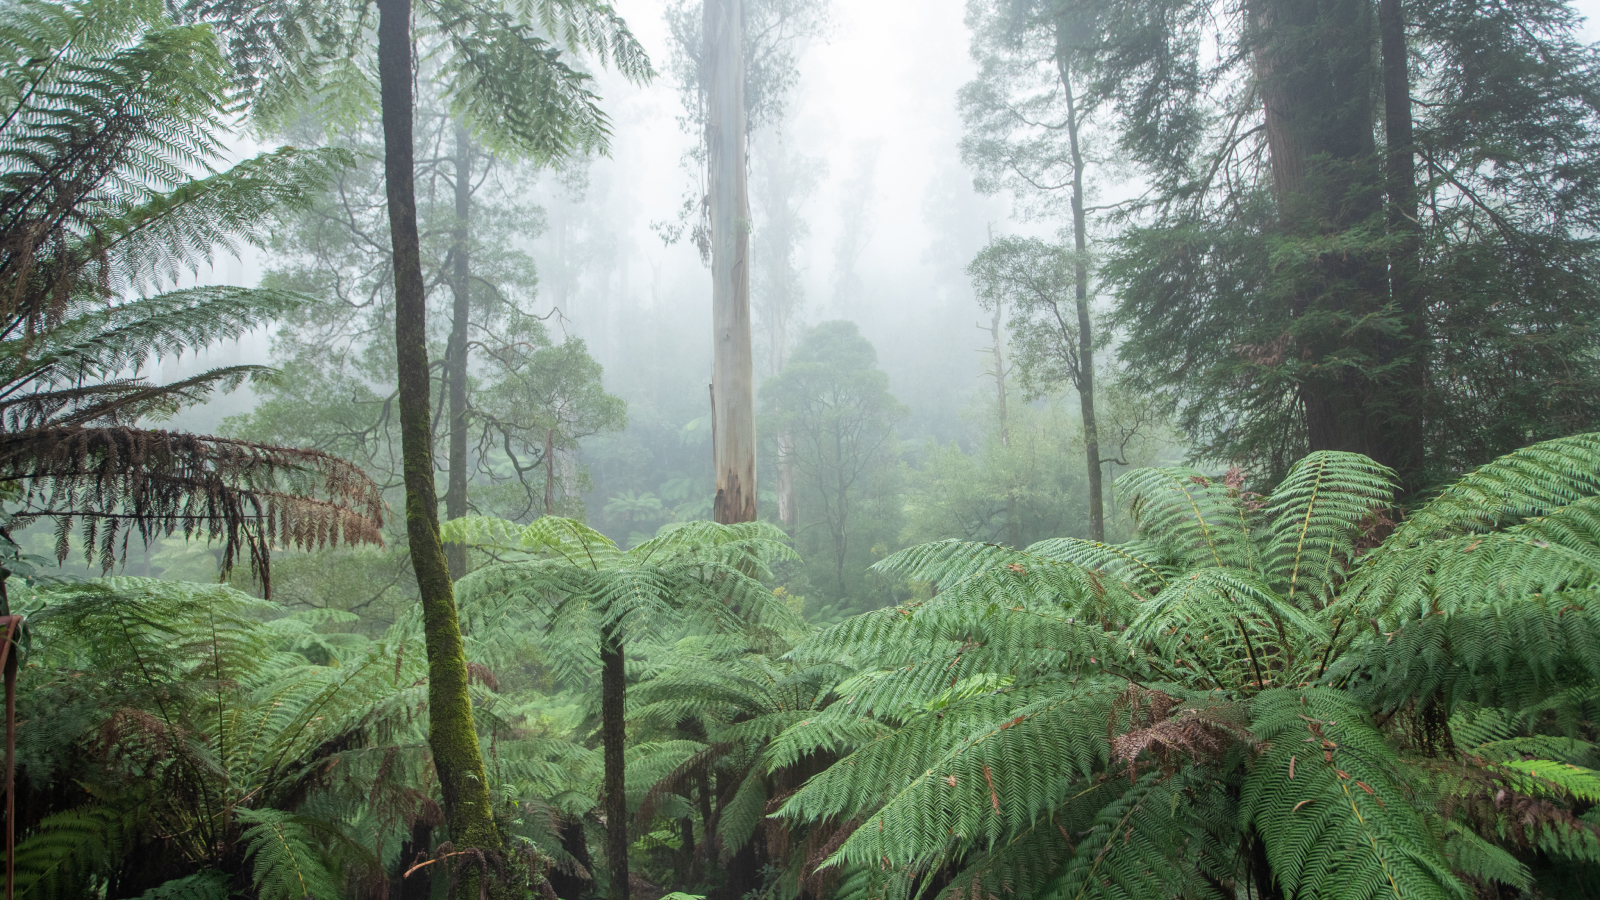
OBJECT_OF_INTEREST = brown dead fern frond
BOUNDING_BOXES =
[0,427,384,593]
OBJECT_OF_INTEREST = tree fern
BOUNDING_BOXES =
[11,802,138,900]
[773,433,1600,899]
[237,808,341,900]
[1243,689,1466,900]
[133,871,232,900]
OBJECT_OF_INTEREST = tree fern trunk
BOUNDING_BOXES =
[377,0,502,889]
[445,123,472,580]
[601,630,629,900]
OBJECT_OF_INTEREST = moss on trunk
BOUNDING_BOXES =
[377,0,502,890]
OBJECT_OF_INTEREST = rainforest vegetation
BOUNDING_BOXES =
[7,0,1600,899]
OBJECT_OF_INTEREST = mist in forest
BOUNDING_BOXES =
[21,1,1600,897]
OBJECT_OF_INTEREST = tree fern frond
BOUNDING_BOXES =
[134,871,232,900]
[1242,689,1467,900]
[1391,432,1600,542]
[1261,450,1395,609]
[716,767,767,862]
[1044,771,1221,900]
[821,680,1125,870]
[1439,820,1532,893]
[873,539,1122,615]
[1331,591,1600,717]
[1125,567,1325,688]
[237,807,340,900]
[95,146,355,293]
[1114,465,1257,573]
[12,802,136,900]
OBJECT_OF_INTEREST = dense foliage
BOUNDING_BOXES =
[9,1,1600,900]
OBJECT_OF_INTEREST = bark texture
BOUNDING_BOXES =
[377,0,501,887]
[706,0,757,525]
[445,124,472,580]
[1250,0,1416,473]
[1379,0,1427,494]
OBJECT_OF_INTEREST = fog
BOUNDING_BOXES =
[154,0,1600,548]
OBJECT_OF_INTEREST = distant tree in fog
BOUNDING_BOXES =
[762,321,906,599]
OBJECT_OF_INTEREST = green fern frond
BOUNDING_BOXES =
[1114,465,1257,573]
[12,802,137,900]
[1390,432,1600,542]
[1242,689,1466,900]
[1439,820,1532,892]
[716,767,767,862]
[1331,591,1600,718]
[1044,771,1219,900]
[819,680,1124,870]
[237,807,340,900]
[1125,567,1325,688]
[1262,451,1395,609]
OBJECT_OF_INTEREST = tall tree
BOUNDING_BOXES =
[961,0,1108,539]
[185,0,651,885]
[969,237,1108,540]
[376,0,502,873]
[664,0,828,526]
[705,0,756,524]
[1080,0,1600,486]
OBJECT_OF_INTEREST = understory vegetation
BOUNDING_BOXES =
[6,0,1600,899]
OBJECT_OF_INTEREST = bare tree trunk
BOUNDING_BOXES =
[600,630,629,900]
[1380,0,1427,495]
[1054,44,1104,542]
[445,124,472,580]
[376,0,501,889]
[706,0,756,525]
[776,433,796,529]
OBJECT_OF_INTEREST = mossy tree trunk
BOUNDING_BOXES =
[600,627,629,900]
[377,0,502,888]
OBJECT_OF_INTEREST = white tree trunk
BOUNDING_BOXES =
[706,0,756,524]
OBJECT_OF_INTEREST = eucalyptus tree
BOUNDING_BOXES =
[775,432,1600,900]
[441,516,797,900]
[0,0,385,599]
[178,0,651,883]
[664,0,829,526]
[1071,0,1600,488]
[961,0,1111,538]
